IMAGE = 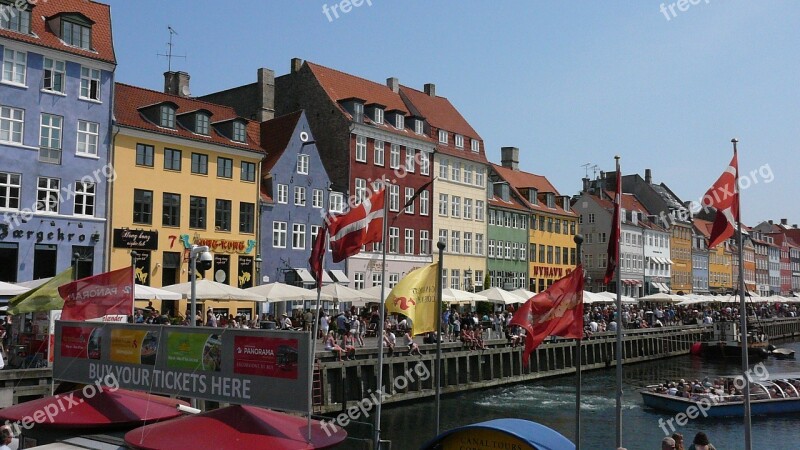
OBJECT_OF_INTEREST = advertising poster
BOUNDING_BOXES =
[166,330,222,372]
[60,325,101,359]
[110,328,159,365]
[233,335,298,379]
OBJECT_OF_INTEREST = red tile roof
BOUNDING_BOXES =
[693,218,713,238]
[0,0,116,64]
[114,83,262,153]
[488,191,528,212]
[491,164,575,217]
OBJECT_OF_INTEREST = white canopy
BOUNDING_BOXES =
[161,279,261,301]
[0,281,28,296]
[509,288,536,301]
[596,291,638,304]
[135,284,183,300]
[320,283,379,306]
[441,288,488,303]
[639,292,687,303]
[582,291,609,304]
[245,282,332,302]
[475,287,525,305]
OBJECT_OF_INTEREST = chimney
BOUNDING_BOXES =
[257,68,275,121]
[164,71,190,97]
[424,83,436,97]
[291,58,303,74]
[781,218,788,226]
[500,147,519,170]
[645,168,652,184]
[582,177,590,193]
[600,171,605,180]
[769,220,773,225]
[386,77,399,93]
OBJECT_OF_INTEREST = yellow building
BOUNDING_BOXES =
[670,222,694,293]
[108,80,263,318]
[492,153,578,293]
[696,218,733,293]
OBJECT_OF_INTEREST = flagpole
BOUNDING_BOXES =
[573,235,583,450]
[130,251,138,319]
[374,184,390,450]
[435,240,445,436]
[307,256,324,442]
[732,138,752,450]
[613,156,623,449]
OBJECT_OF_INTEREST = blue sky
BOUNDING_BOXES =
[106,0,799,226]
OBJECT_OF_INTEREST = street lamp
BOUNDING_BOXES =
[254,255,262,286]
[465,268,473,292]
[189,245,211,327]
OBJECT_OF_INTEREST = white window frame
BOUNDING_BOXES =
[450,161,461,182]
[374,107,384,124]
[438,157,448,180]
[420,151,430,175]
[395,114,404,130]
[475,168,485,187]
[355,135,367,162]
[389,227,399,253]
[294,186,306,206]
[354,272,365,290]
[43,58,66,94]
[476,200,485,221]
[488,240,495,258]
[292,223,307,250]
[374,140,385,166]
[415,119,424,135]
[420,190,430,216]
[405,228,414,255]
[73,181,95,216]
[438,193,448,216]
[39,114,63,164]
[464,165,473,185]
[276,184,288,204]
[273,221,287,248]
[0,172,21,210]
[2,48,26,86]
[297,154,309,174]
[405,148,415,173]
[355,178,367,204]
[471,139,480,153]
[450,196,461,218]
[464,232,472,255]
[475,233,484,256]
[76,120,99,156]
[390,144,400,169]
[389,184,400,212]
[80,66,101,101]
[36,177,60,213]
[455,134,464,149]
[438,129,448,145]
[463,198,473,220]
[312,189,324,208]
[404,187,414,214]
[159,105,175,128]
[0,106,24,144]
[329,192,344,213]
[451,230,460,254]
[420,230,430,255]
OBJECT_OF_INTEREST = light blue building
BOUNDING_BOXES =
[259,111,346,296]
[0,0,115,282]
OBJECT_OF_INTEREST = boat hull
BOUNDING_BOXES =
[698,343,768,360]
[641,392,800,417]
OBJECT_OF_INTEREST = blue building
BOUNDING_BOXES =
[0,0,115,282]
[259,111,346,294]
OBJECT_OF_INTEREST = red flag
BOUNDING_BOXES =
[510,266,585,367]
[309,224,328,290]
[328,188,385,263]
[604,162,621,284]
[702,152,739,248]
[58,266,134,321]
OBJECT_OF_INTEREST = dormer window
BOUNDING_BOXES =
[0,4,31,34]
[353,102,364,123]
[415,119,424,135]
[546,193,555,208]
[232,121,247,143]
[374,107,384,124]
[395,114,404,130]
[438,130,448,145]
[62,19,92,50]
[455,134,464,149]
[195,113,210,135]
[528,189,538,205]
[471,139,480,153]
[160,105,176,128]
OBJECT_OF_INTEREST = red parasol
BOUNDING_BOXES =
[124,405,347,450]
[0,387,188,429]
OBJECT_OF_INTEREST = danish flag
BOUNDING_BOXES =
[703,152,739,248]
[328,188,386,263]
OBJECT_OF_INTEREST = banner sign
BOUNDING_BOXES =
[113,229,158,250]
[54,322,310,413]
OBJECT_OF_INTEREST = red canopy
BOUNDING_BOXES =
[0,387,188,429]
[124,405,347,450]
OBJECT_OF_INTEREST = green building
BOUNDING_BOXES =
[486,170,530,290]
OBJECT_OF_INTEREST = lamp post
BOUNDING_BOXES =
[189,245,211,327]
[254,255,262,286]
[465,268,473,292]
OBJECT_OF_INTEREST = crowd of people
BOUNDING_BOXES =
[660,431,716,450]
[652,376,800,402]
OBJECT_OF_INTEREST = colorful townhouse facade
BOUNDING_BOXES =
[691,226,709,294]
[694,218,733,295]
[109,76,263,317]
[0,0,115,282]
[487,165,529,290]
[400,83,487,292]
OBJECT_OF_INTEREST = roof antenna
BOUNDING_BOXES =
[157,26,186,72]
[580,163,591,178]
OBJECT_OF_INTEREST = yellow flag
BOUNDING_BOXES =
[8,268,73,314]
[386,262,438,336]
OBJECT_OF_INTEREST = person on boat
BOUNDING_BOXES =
[687,432,715,450]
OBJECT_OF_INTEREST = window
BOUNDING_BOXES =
[189,196,207,229]
[373,107,383,124]
[310,225,321,244]
[2,49,26,85]
[164,148,181,171]
[273,222,287,248]
[215,199,232,231]
[438,129,448,144]
[191,153,208,174]
[415,119,424,134]
[276,184,288,204]
[239,202,255,234]
[455,134,464,149]
[355,178,367,204]
[563,248,569,265]
[132,189,152,224]
[389,184,399,211]
[404,187,414,214]
[464,166,473,185]
[241,161,256,181]
[554,246,561,264]
[463,198,472,219]
[195,114,210,135]
[372,272,382,287]
[451,230,460,253]
[135,143,154,167]
[71,120,99,157]
[39,114,62,164]
[354,273,365,290]
[294,186,306,206]
[395,114,404,130]
[420,190,429,216]
[296,154,309,174]
[471,139,480,153]
[162,193,181,227]
[0,172,21,210]
[520,243,527,261]
[420,151,430,175]
[79,67,100,101]
[72,182,95,216]
[451,161,461,182]
[159,105,175,128]
[475,168,485,187]
[476,200,485,221]
[217,157,233,178]
[355,135,367,162]
[405,229,414,254]
[547,246,554,264]
[439,229,448,247]
[405,149,415,172]
[464,232,472,254]
[353,103,364,123]
[475,234,484,255]
[0,106,24,144]
[0,7,30,34]
[374,141,384,166]
[62,20,92,50]
[450,196,460,218]
[329,192,344,213]
[389,227,399,253]
[43,58,65,93]
[232,122,247,143]
[529,244,536,261]
[390,144,400,169]
[293,224,306,249]
[505,242,512,259]
[588,213,595,224]
[420,230,430,255]
[512,242,518,260]
[312,189,324,209]
[539,244,545,263]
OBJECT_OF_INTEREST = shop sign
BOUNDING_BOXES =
[169,234,256,254]
[113,229,158,250]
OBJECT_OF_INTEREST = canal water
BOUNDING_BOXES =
[380,339,800,450]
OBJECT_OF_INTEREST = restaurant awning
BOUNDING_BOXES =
[293,268,316,283]
[329,269,349,283]
[665,258,674,265]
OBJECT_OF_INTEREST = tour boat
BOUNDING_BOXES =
[691,321,769,360]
